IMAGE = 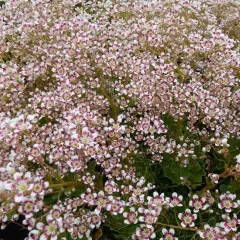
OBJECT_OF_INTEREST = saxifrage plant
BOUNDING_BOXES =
[0,0,240,239]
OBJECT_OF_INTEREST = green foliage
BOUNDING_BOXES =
[105,212,138,240]
[162,155,206,186]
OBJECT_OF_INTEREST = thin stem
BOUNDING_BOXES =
[200,166,237,193]
[191,232,198,240]
[49,181,82,189]
[10,221,28,230]
[172,208,180,226]
[156,222,197,232]
[99,86,118,120]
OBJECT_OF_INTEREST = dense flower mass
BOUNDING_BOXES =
[0,0,240,239]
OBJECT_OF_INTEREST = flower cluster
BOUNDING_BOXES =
[0,0,239,239]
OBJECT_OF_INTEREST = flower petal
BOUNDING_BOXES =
[162,228,168,235]
[14,193,24,203]
[39,234,48,240]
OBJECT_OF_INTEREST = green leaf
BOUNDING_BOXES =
[188,160,201,172]
[178,236,185,240]
[44,192,59,205]
[128,100,137,107]
[219,184,228,194]
[178,166,190,178]
[187,160,206,184]
[208,217,216,227]
[71,185,86,197]
[188,171,203,183]
[114,224,137,240]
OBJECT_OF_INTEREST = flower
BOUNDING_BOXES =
[36,219,60,240]
[138,208,158,227]
[220,213,240,233]
[166,192,183,208]
[87,212,102,229]
[178,209,197,228]
[135,224,156,239]
[218,192,238,213]
[31,178,49,198]
[82,172,95,187]
[198,224,220,240]
[106,198,125,215]
[80,127,98,147]
[22,217,36,231]
[46,205,62,223]
[94,191,107,214]
[4,172,33,203]
[80,188,97,206]
[160,228,178,240]
[123,207,138,224]
[67,155,85,172]
[208,173,219,184]
[147,192,166,213]
[104,180,119,194]
[189,195,209,212]
[28,230,40,240]
[18,199,40,219]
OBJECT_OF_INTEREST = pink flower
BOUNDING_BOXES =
[166,192,183,208]
[220,214,240,233]
[31,178,49,197]
[147,191,166,212]
[87,212,102,229]
[104,180,119,194]
[28,144,41,161]
[22,217,36,230]
[80,188,97,206]
[189,195,209,212]
[36,220,60,240]
[18,199,40,219]
[67,155,85,172]
[94,191,107,214]
[138,208,158,227]
[4,172,33,203]
[46,205,62,223]
[178,209,197,228]
[208,173,219,184]
[82,172,95,186]
[80,127,98,147]
[123,207,138,224]
[106,198,125,215]
[160,228,178,240]
[198,224,220,240]
[28,230,40,240]
[135,224,156,239]
[218,192,238,213]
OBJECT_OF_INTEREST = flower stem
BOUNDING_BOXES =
[156,222,197,231]
[49,181,81,189]
[99,86,118,120]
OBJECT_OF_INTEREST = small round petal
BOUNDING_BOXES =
[162,228,168,235]
[14,193,24,203]
[181,222,187,228]
[178,213,184,220]
[39,234,48,240]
